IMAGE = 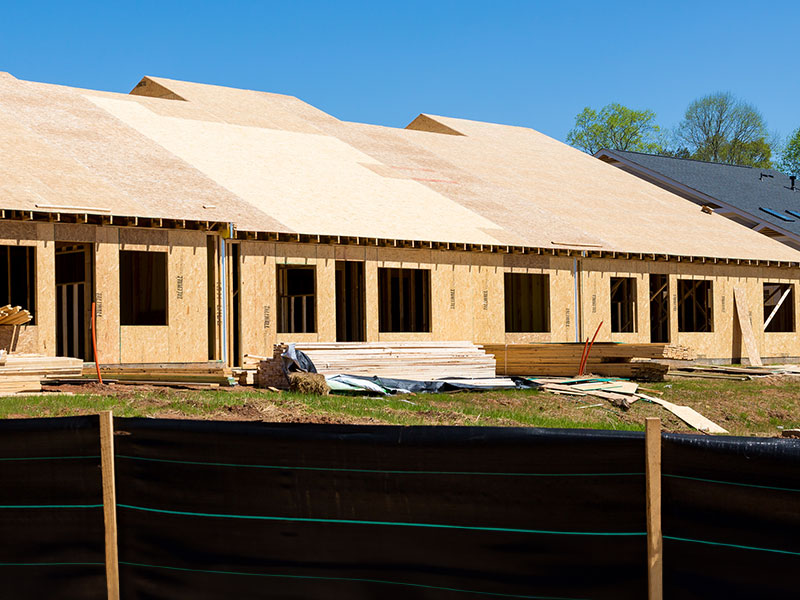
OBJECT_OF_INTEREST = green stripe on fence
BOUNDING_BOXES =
[0,562,104,567]
[664,535,800,556]
[0,504,103,509]
[664,474,800,494]
[118,561,590,600]
[117,504,645,536]
[0,455,99,462]
[115,454,643,478]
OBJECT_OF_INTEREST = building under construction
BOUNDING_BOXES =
[1,72,799,366]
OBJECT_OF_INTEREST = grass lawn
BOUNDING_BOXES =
[2,376,800,437]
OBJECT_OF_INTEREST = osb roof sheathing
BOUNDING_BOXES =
[1,72,799,262]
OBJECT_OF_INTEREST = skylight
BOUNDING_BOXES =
[786,210,800,220]
[759,207,794,222]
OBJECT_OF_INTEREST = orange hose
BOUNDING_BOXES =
[91,301,103,384]
[578,336,590,376]
[579,321,604,376]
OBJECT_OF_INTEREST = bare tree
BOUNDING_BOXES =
[677,92,771,166]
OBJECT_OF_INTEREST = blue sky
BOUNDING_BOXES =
[2,1,797,143]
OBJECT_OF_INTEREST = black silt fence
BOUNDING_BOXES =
[0,416,106,600]
[661,433,800,598]
[0,416,798,599]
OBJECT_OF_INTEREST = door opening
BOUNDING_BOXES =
[56,243,93,360]
[228,243,242,367]
[649,274,669,343]
[336,261,365,342]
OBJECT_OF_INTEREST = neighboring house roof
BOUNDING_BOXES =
[596,149,800,243]
[2,71,800,262]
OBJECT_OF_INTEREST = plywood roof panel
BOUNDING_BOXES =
[1,72,799,263]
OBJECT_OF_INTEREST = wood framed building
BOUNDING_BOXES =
[2,72,800,365]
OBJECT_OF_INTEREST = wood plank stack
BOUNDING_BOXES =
[82,362,236,386]
[0,353,83,394]
[480,343,682,381]
[292,342,496,380]
[0,305,33,327]
[255,345,289,389]
[668,363,797,380]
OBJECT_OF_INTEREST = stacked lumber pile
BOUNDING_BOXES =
[255,345,289,389]
[291,342,496,380]
[0,305,33,327]
[82,362,236,387]
[0,353,82,394]
[668,363,800,380]
[480,343,690,381]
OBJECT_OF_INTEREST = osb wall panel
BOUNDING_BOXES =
[94,227,121,363]
[120,326,169,363]
[467,253,504,343]
[581,258,653,344]
[0,221,37,243]
[34,224,56,355]
[41,230,800,363]
[118,228,169,252]
[548,257,578,343]
[567,258,800,361]
[167,230,207,362]
[364,247,380,342]
[239,241,276,358]
[315,246,336,341]
[54,223,98,243]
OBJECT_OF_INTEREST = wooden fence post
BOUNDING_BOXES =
[645,417,663,600]
[100,410,120,600]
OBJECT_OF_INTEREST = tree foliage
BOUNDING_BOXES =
[778,128,800,176]
[566,103,662,155]
[676,92,771,167]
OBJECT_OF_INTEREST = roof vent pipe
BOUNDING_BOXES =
[791,175,797,191]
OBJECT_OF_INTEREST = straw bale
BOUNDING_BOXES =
[288,372,330,395]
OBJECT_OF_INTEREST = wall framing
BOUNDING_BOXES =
[1,220,799,364]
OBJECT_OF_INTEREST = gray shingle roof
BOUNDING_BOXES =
[599,150,800,237]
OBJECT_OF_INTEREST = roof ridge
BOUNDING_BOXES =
[606,149,780,172]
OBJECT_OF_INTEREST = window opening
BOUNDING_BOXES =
[504,273,550,332]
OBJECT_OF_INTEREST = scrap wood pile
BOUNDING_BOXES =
[79,362,236,388]
[526,376,728,434]
[288,342,496,380]
[668,363,800,380]
[481,343,695,381]
[0,305,32,326]
[0,352,82,394]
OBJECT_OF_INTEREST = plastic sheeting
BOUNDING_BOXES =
[326,373,524,394]
[281,343,317,374]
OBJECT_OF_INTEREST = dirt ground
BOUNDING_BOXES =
[3,374,800,437]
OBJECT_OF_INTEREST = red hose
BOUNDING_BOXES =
[91,301,103,384]
[579,321,604,376]
[578,336,590,376]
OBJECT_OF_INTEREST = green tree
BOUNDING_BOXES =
[677,92,772,167]
[566,103,662,155]
[778,128,800,175]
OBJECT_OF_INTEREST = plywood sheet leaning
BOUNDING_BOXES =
[733,286,763,367]
[637,393,728,434]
